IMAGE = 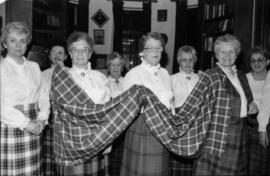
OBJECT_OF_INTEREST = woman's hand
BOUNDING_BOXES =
[248,102,258,114]
[259,131,269,148]
[25,120,45,135]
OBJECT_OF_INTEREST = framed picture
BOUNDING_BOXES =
[94,29,105,45]
[157,9,167,22]
[92,54,107,69]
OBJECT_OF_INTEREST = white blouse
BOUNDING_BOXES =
[69,62,111,104]
[258,71,270,132]
[0,56,50,129]
[218,63,247,118]
[123,60,173,110]
[108,76,124,98]
[246,72,265,106]
[171,70,199,108]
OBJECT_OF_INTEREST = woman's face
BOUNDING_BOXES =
[141,38,163,66]
[215,42,237,68]
[250,53,269,73]
[69,40,92,68]
[109,58,122,79]
[50,46,66,65]
[4,30,28,59]
[178,53,195,74]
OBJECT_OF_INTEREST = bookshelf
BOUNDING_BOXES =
[32,0,67,47]
[198,0,234,70]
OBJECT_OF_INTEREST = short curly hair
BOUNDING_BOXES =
[1,21,32,46]
[176,45,197,65]
[66,31,93,52]
[214,34,241,56]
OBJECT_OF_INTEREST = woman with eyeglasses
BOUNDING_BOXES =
[120,32,174,176]
[0,21,49,175]
[55,31,111,175]
[246,46,270,175]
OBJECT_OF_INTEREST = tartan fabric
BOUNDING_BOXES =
[56,155,109,176]
[43,124,57,176]
[247,115,269,176]
[0,102,42,176]
[195,118,248,176]
[50,64,230,166]
[109,132,126,176]
[170,154,194,176]
[120,113,170,176]
[194,69,253,176]
[170,107,195,176]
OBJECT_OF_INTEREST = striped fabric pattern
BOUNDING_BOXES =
[50,64,231,167]
[0,103,42,176]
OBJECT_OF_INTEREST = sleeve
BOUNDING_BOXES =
[0,70,30,129]
[36,66,50,121]
[0,103,30,129]
[102,74,112,102]
[123,69,141,91]
[258,71,270,132]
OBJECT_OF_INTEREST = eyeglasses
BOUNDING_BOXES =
[70,48,90,55]
[250,57,266,64]
[217,50,236,57]
[144,46,163,53]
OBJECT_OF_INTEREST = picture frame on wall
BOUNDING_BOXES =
[94,29,105,45]
[157,9,167,22]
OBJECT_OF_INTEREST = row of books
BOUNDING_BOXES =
[204,3,231,20]
[33,12,61,28]
[204,18,233,36]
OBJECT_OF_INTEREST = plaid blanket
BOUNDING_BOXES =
[51,64,230,166]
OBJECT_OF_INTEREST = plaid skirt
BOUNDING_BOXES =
[0,103,42,176]
[43,124,57,176]
[56,154,109,176]
[246,115,269,176]
[194,117,248,176]
[120,113,170,176]
[109,132,126,176]
[170,153,195,176]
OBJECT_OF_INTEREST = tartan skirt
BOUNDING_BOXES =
[43,124,57,176]
[109,132,126,176]
[194,117,248,176]
[56,154,110,176]
[246,115,269,176]
[170,153,195,176]
[0,103,42,176]
[120,113,170,176]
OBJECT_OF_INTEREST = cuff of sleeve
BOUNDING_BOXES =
[20,118,31,130]
[257,113,269,132]
[103,146,112,154]
[37,111,50,121]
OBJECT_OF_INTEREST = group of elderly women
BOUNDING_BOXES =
[1,20,269,176]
